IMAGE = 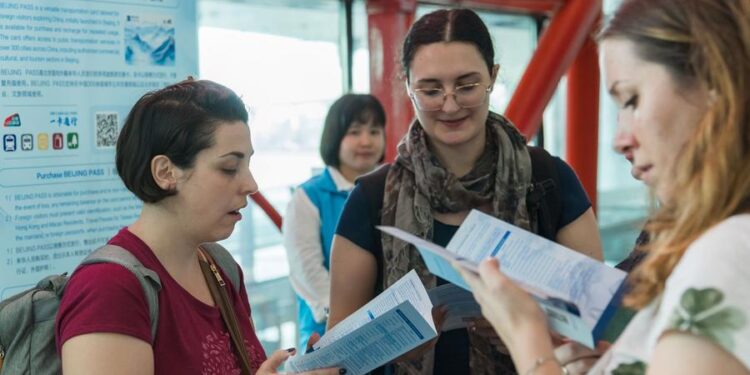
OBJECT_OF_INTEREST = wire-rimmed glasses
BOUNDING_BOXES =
[408,82,492,112]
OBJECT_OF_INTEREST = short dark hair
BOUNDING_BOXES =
[401,8,495,81]
[319,93,386,167]
[116,79,248,203]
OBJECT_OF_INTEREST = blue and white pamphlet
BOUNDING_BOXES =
[377,209,627,348]
[284,270,437,375]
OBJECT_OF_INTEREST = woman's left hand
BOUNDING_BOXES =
[554,340,610,375]
[454,258,547,348]
[305,332,322,353]
[256,348,342,375]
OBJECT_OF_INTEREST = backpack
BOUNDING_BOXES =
[0,242,240,375]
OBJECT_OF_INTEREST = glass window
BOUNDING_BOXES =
[597,0,650,265]
[543,0,650,265]
[198,0,344,352]
[351,0,370,93]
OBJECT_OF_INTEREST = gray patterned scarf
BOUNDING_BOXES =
[381,112,536,375]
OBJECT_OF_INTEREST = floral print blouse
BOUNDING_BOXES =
[589,215,750,374]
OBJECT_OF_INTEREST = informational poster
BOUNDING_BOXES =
[0,0,197,299]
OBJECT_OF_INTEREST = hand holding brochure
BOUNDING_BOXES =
[284,270,437,375]
[378,209,627,348]
[427,284,482,332]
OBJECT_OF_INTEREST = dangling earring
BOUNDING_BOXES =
[707,89,718,106]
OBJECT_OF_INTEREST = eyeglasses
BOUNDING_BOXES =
[408,82,492,112]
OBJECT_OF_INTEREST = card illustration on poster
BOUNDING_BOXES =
[0,0,196,299]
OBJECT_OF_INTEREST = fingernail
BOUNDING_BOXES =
[286,347,296,353]
[339,369,347,374]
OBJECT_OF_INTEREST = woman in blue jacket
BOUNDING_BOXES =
[283,94,386,349]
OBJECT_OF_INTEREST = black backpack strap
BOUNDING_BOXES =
[356,163,391,225]
[79,245,162,341]
[527,146,562,241]
[199,242,241,295]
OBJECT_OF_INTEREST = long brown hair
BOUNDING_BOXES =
[599,0,750,308]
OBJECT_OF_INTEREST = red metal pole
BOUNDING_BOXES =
[367,0,416,162]
[566,33,600,211]
[504,0,601,139]
[251,192,283,231]
[426,0,563,14]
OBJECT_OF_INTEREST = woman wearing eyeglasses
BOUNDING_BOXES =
[327,8,602,375]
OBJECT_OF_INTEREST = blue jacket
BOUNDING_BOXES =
[296,168,350,348]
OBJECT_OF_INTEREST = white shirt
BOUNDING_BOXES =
[282,167,353,323]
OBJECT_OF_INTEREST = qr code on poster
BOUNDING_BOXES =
[95,112,119,149]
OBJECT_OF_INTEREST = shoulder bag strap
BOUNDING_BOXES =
[199,242,241,295]
[197,245,253,375]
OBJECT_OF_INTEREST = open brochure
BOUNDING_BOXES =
[377,209,628,348]
[284,270,437,375]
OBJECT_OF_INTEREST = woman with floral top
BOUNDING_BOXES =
[457,0,750,374]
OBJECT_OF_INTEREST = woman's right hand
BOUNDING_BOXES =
[256,348,344,375]
[454,258,548,346]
